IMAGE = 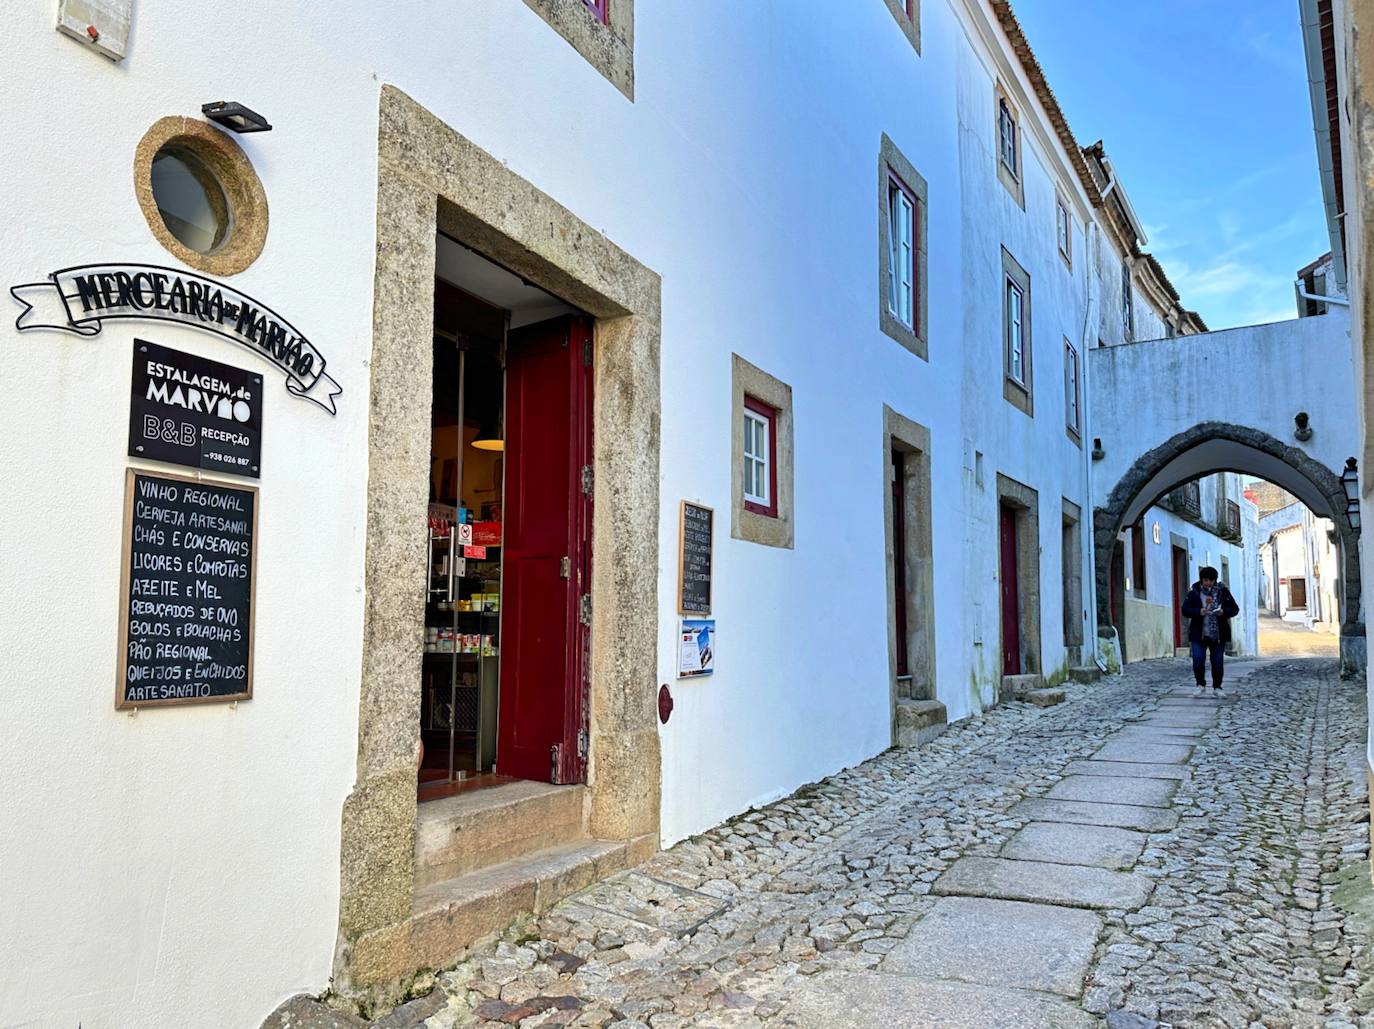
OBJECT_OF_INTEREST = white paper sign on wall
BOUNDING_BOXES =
[56,0,132,62]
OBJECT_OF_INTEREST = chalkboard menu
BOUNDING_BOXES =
[117,469,257,709]
[678,501,713,616]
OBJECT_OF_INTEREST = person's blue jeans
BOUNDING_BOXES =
[1191,639,1225,688]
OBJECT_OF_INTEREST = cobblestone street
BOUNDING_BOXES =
[282,660,1374,1029]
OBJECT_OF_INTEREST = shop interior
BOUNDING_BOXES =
[421,235,582,802]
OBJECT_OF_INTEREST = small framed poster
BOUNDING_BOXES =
[678,619,715,679]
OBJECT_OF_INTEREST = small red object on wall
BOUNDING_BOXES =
[473,521,502,546]
[657,684,673,724]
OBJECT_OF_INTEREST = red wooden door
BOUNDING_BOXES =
[1171,547,1188,647]
[498,316,593,784]
[891,450,909,677]
[1000,505,1021,676]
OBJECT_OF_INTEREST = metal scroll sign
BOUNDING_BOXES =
[10,263,342,414]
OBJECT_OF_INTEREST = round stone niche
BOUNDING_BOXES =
[134,116,268,276]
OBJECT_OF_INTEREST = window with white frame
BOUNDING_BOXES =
[887,176,916,329]
[742,396,776,516]
[1056,197,1072,266]
[998,99,1018,178]
[1064,339,1080,435]
[1006,277,1026,385]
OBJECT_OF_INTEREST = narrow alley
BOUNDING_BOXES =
[274,661,1374,1029]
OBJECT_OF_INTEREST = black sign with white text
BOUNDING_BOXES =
[129,339,262,477]
[118,470,256,709]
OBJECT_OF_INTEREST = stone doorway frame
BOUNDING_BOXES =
[882,406,935,710]
[1094,422,1364,674]
[336,85,662,992]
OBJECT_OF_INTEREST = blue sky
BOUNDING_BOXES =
[1013,0,1330,330]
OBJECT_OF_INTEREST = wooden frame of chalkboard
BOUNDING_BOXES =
[677,500,713,617]
[115,468,259,710]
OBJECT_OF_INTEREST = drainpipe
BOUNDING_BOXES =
[1293,278,1351,308]
[1081,220,1103,669]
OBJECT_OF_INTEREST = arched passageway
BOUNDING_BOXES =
[1094,422,1364,673]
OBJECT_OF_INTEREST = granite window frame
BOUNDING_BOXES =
[521,0,634,99]
[732,355,794,548]
[882,0,921,55]
[995,86,1025,209]
[877,134,930,360]
[1002,247,1033,416]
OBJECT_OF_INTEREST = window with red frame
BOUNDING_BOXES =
[742,396,778,518]
[581,0,609,23]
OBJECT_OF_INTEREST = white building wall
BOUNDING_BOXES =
[0,2,1137,1024]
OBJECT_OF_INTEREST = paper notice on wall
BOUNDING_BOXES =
[678,619,714,678]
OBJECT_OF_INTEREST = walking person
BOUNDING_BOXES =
[1181,565,1240,695]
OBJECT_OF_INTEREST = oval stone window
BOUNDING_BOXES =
[150,146,231,254]
[135,117,268,276]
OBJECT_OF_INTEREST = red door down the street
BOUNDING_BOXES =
[1171,546,1189,648]
[1000,505,1021,676]
[497,316,593,785]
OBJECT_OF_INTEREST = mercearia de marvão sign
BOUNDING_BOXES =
[11,263,342,414]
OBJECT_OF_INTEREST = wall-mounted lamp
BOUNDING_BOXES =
[202,101,272,133]
[1091,438,1105,461]
[1341,456,1360,531]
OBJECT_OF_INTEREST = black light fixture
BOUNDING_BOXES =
[1341,456,1360,531]
[201,101,272,133]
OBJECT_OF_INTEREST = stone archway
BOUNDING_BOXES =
[1094,421,1364,673]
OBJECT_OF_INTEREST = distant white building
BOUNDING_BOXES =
[1258,501,1342,631]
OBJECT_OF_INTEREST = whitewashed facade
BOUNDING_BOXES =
[0,2,1230,1024]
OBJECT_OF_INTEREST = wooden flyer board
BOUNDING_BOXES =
[117,468,258,709]
[678,501,713,616]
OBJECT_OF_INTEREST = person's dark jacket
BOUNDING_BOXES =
[1180,581,1240,644]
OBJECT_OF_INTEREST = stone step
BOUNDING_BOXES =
[1022,687,1065,708]
[1068,665,1102,684]
[895,699,948,747]
[932,855,1152,910]
[1000,673,1044,702]
[406,840,631,974]
[415,780,586,888]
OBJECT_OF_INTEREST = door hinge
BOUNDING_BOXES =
[577,727,588,761]
[579,594,592,625]
[583,336,593,366]
[550,744,562,784]
[581,465,594,495]
[560,556,571,579]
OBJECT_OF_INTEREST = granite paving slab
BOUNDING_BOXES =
[1094,740,1194,764]
[1047,774,1179,808]
[932,856,1152,910]
[883,896,1101,996]
[1063,759,1190,780]
[1001,821,1147,870]
[556,871,727,935]
[1134,714,1218,728]
[1111,725,1204,741]
[780,971,1100,1028]
[1012,797,1179,832]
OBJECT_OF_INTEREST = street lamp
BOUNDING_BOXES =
[1341,457,1360,531]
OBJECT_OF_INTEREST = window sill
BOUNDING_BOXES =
[1066,425,1082,447]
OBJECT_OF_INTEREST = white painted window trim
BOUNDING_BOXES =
[743,406,771,507]
[887,182,915,328]
[1064,339,1080,434]
[1006,276,1025,386]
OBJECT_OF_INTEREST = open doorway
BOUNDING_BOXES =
[421,238,593,801]
[1248,478,1342,659]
